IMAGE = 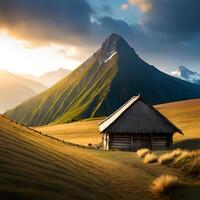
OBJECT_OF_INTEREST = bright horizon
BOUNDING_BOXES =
[0,0,199,76]
[0,32,80,76]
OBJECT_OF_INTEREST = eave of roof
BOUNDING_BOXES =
[98,95,140,132]
[98,95,183,135]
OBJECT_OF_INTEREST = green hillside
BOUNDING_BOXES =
[5,34,200,126]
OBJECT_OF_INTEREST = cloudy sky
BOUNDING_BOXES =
[0,0,199,75]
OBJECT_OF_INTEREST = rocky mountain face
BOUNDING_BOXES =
[5,34,200,126]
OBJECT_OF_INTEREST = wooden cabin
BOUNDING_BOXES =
[99,95,183,151]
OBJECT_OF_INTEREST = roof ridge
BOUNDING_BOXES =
[99,96,183,134]
[98,95,140,131]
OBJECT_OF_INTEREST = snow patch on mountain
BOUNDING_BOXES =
[171,66,200,85]
[104,51,117,63]
[171,70,181,77]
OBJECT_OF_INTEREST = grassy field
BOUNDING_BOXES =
[0,114,200,200]
[156,99,200,149]
[37,119,102,146]
[1,99,200,200]
[37,99,200,149]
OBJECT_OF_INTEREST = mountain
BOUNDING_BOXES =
[23,68,71,87]
[0,70,47,113]
[5,33,200,126]
[171,66,200,85]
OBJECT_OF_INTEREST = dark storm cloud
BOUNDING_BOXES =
[92,17,139,41]
[75,16,143,59]
[0,0,93,45]
[0,0,199,71]
[100,4,113,15]
[143,0,200,40]
[0,0,140,48]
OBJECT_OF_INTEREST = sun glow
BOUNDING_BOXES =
[0,32,80,76]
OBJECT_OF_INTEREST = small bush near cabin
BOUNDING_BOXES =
[150,175,179,195]
[173,150,200,178]
[137,148,151,158]
[158,149,200,178]
[158,149,183,165]
[144,153,158,163]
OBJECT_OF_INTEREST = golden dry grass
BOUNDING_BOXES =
[36,119,101,146]
[155,99,200,149]
[144,153,158,163]
[150,175,179,195]
[158,149,183,165]
[0,115,163,200]
[37,99,200,149]
[137,148,151,158]
[173,150,200,177]
[158,149,200,178]
[1,115,200,200]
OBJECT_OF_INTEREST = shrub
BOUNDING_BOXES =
[173,150,198,167]
[158,149,183,165]
[150,175,179,195]
[137,148,151,158]
[144,153,158,163]
[158,150,200,178]
[173,150,200,177]
[186,156,200,178]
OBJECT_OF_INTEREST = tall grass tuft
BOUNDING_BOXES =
[137,148,151,158]
[158,149,200,178]
[173,150,200,177]
[158,149,183,165]
[150,175,179,195]
[144,153,158,163]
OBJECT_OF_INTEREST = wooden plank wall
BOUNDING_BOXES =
[109,134,131,151]
[103,133,172,151]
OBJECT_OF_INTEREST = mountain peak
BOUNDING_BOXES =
[108,33,124,42]
[99,33,137,62]
[179,66,193,73]
[171,66,200,85]
[101,33,130,53]
[6,34,200,126]
[178,66,195,78]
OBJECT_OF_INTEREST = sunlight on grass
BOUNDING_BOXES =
[143,153,158,163]
[158,149,200,178]
[150,175,180,195]
[136,148,151,158]
[158,148,183,165]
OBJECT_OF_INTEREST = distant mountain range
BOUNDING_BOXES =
[0,70,47,113]
[23,68,71,87]
[171,66,200,85]
[5,34,200,126]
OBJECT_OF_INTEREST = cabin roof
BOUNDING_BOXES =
[99,95,183,134]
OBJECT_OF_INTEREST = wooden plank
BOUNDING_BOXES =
[131,135,133,151]
[110,134,131,151]
[152,141,166,144]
